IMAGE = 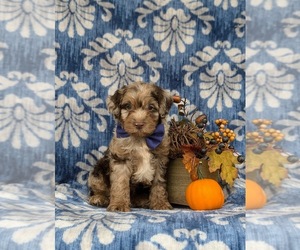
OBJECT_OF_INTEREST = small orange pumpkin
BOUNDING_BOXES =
[185,179,225,210]
[246,179,267,209]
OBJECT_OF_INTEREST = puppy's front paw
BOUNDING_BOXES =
[89,195,109,207]
[150,201,173,210]
[107,204,131,212]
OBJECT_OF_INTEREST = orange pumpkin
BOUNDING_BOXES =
[185,179,225,210]
[246,179,267,209]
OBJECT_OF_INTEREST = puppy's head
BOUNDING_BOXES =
[107,82,173,137]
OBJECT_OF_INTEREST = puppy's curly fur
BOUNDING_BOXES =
[88,82,173,212]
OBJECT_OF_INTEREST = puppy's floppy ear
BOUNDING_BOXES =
[152,85,173,118]
[106,87,125,120]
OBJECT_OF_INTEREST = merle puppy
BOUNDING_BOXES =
[88,82,173,212]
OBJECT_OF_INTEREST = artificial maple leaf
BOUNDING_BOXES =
[247,148,289,187]
[220,163,238,187]
[207,149,239,173]
[261,164,288,187]
[182,146,200,181]
[246,147,289,173]
[206,149,239,186]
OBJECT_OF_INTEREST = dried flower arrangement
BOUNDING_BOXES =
[246,119,299,197]
[167,98,300,209]
[167,96,245,208]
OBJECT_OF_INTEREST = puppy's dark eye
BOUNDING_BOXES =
[122,103,132,110]
[148,104,157,112]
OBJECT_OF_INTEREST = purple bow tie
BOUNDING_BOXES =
[116,124,165,150]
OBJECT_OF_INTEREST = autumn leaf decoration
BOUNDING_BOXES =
[182,145,201,181]
[181,145,239,187]
[169,96,243,188]
[246,119,298,187]
[207,149,238,187]
[247,147,288,187]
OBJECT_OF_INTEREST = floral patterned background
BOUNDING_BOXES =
[55,0,246,184]
[54,1,246,249]
[0,0,299,250]
[0,0,55,249]
[246,0,300,249]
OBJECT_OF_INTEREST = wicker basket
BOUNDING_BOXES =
[166,158,221,206]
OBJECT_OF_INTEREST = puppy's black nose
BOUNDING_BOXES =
[134,122,145,130]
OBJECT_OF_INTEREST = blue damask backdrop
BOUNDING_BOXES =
[246,1,300,249]
[0,1,55,249]
[55,0,246,185]
[0,0,299,249]
[55,1,246,249]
